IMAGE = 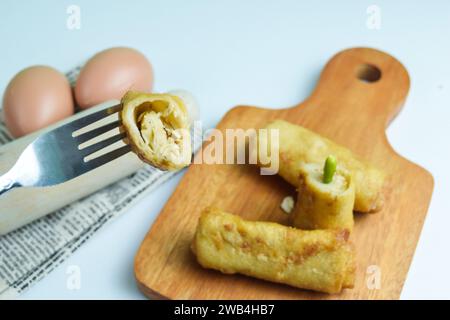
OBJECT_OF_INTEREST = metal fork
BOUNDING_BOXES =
[0,103,131,197]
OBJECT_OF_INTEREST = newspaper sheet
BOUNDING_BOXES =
[0,66,202,299]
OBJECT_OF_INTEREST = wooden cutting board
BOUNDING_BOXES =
[134,47,433,299]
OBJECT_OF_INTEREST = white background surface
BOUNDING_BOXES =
[0,0,449,299]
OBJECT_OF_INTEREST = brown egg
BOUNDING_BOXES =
[3,66,74,137]
[74,47,153,109]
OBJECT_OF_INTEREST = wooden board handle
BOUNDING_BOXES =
[296,48,410,137]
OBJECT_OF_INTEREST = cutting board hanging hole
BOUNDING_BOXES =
[356,64,382,83]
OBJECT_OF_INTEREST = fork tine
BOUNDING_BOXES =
[70,104,122,131]
[80,132,127,156]
[81,145,132,171]
[74,120,121,145]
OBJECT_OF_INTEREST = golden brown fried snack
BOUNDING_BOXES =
[254,120,385,212]
[121,91,191,170]
[292,163,355,232]
[192,207,355,294]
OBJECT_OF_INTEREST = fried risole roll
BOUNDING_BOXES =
[254,120,385,212]
[191,207,356,294]
[293,163,355,232]
[121,91,191,170]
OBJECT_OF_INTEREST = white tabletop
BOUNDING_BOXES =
[1,0,449,299]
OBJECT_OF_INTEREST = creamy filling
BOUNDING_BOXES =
[302,163,348,194]
[138,110,185,165]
